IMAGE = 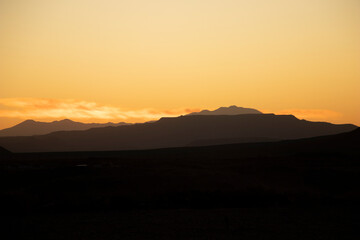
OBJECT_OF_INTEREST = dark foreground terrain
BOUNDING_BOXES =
[2,208,359,240]
[0,128,359,239]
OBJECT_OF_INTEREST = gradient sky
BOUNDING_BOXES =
[0,0,359,128]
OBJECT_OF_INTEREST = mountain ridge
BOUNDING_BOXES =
[0,119,130,137]
[0,113,356,153]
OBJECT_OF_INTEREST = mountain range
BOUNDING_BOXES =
[0,113,356,153]
[0,106,259,137]
[0,119,129,137]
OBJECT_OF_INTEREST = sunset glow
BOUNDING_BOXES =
[1,0,359,128]
[0,98,200,127]
[0,98,346,128]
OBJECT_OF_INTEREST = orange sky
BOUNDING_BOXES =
[0,0,359,129]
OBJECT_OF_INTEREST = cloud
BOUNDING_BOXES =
[0,98,343,126]
[0,98,198,123]
[275,109,342,121]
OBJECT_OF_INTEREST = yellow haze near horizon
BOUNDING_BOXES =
[0,0,359,128]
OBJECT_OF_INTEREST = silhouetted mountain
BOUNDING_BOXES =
[0,114,356,152]
[0,119,130,137]
[188,105,262,115]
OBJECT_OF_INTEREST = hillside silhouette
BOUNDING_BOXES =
[188,105,262,115]
[0,119,130,137]
[0,114,356,152]
[187,136,279,146]
[0,145,10,155]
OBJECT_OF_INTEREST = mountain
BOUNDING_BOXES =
[0,114,356,153]
[0,119,130,137]
[188,105,262,115]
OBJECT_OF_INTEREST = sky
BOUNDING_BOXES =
[0,0,359,129]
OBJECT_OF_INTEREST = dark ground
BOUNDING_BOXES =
[0,129,359,239]
[2,208,360,240]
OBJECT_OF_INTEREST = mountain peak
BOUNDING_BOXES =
[188,106,262,116]
[23,119,36,123]
[17,119,37,126]
[58,119,75,123]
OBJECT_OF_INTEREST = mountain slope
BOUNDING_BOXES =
[188,105,262,115]
[0,114,356,153]
[0,119,130,137]
[0,145,11,155]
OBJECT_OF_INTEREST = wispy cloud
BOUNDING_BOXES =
[0,98,199,123]
[0,98,343,126]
